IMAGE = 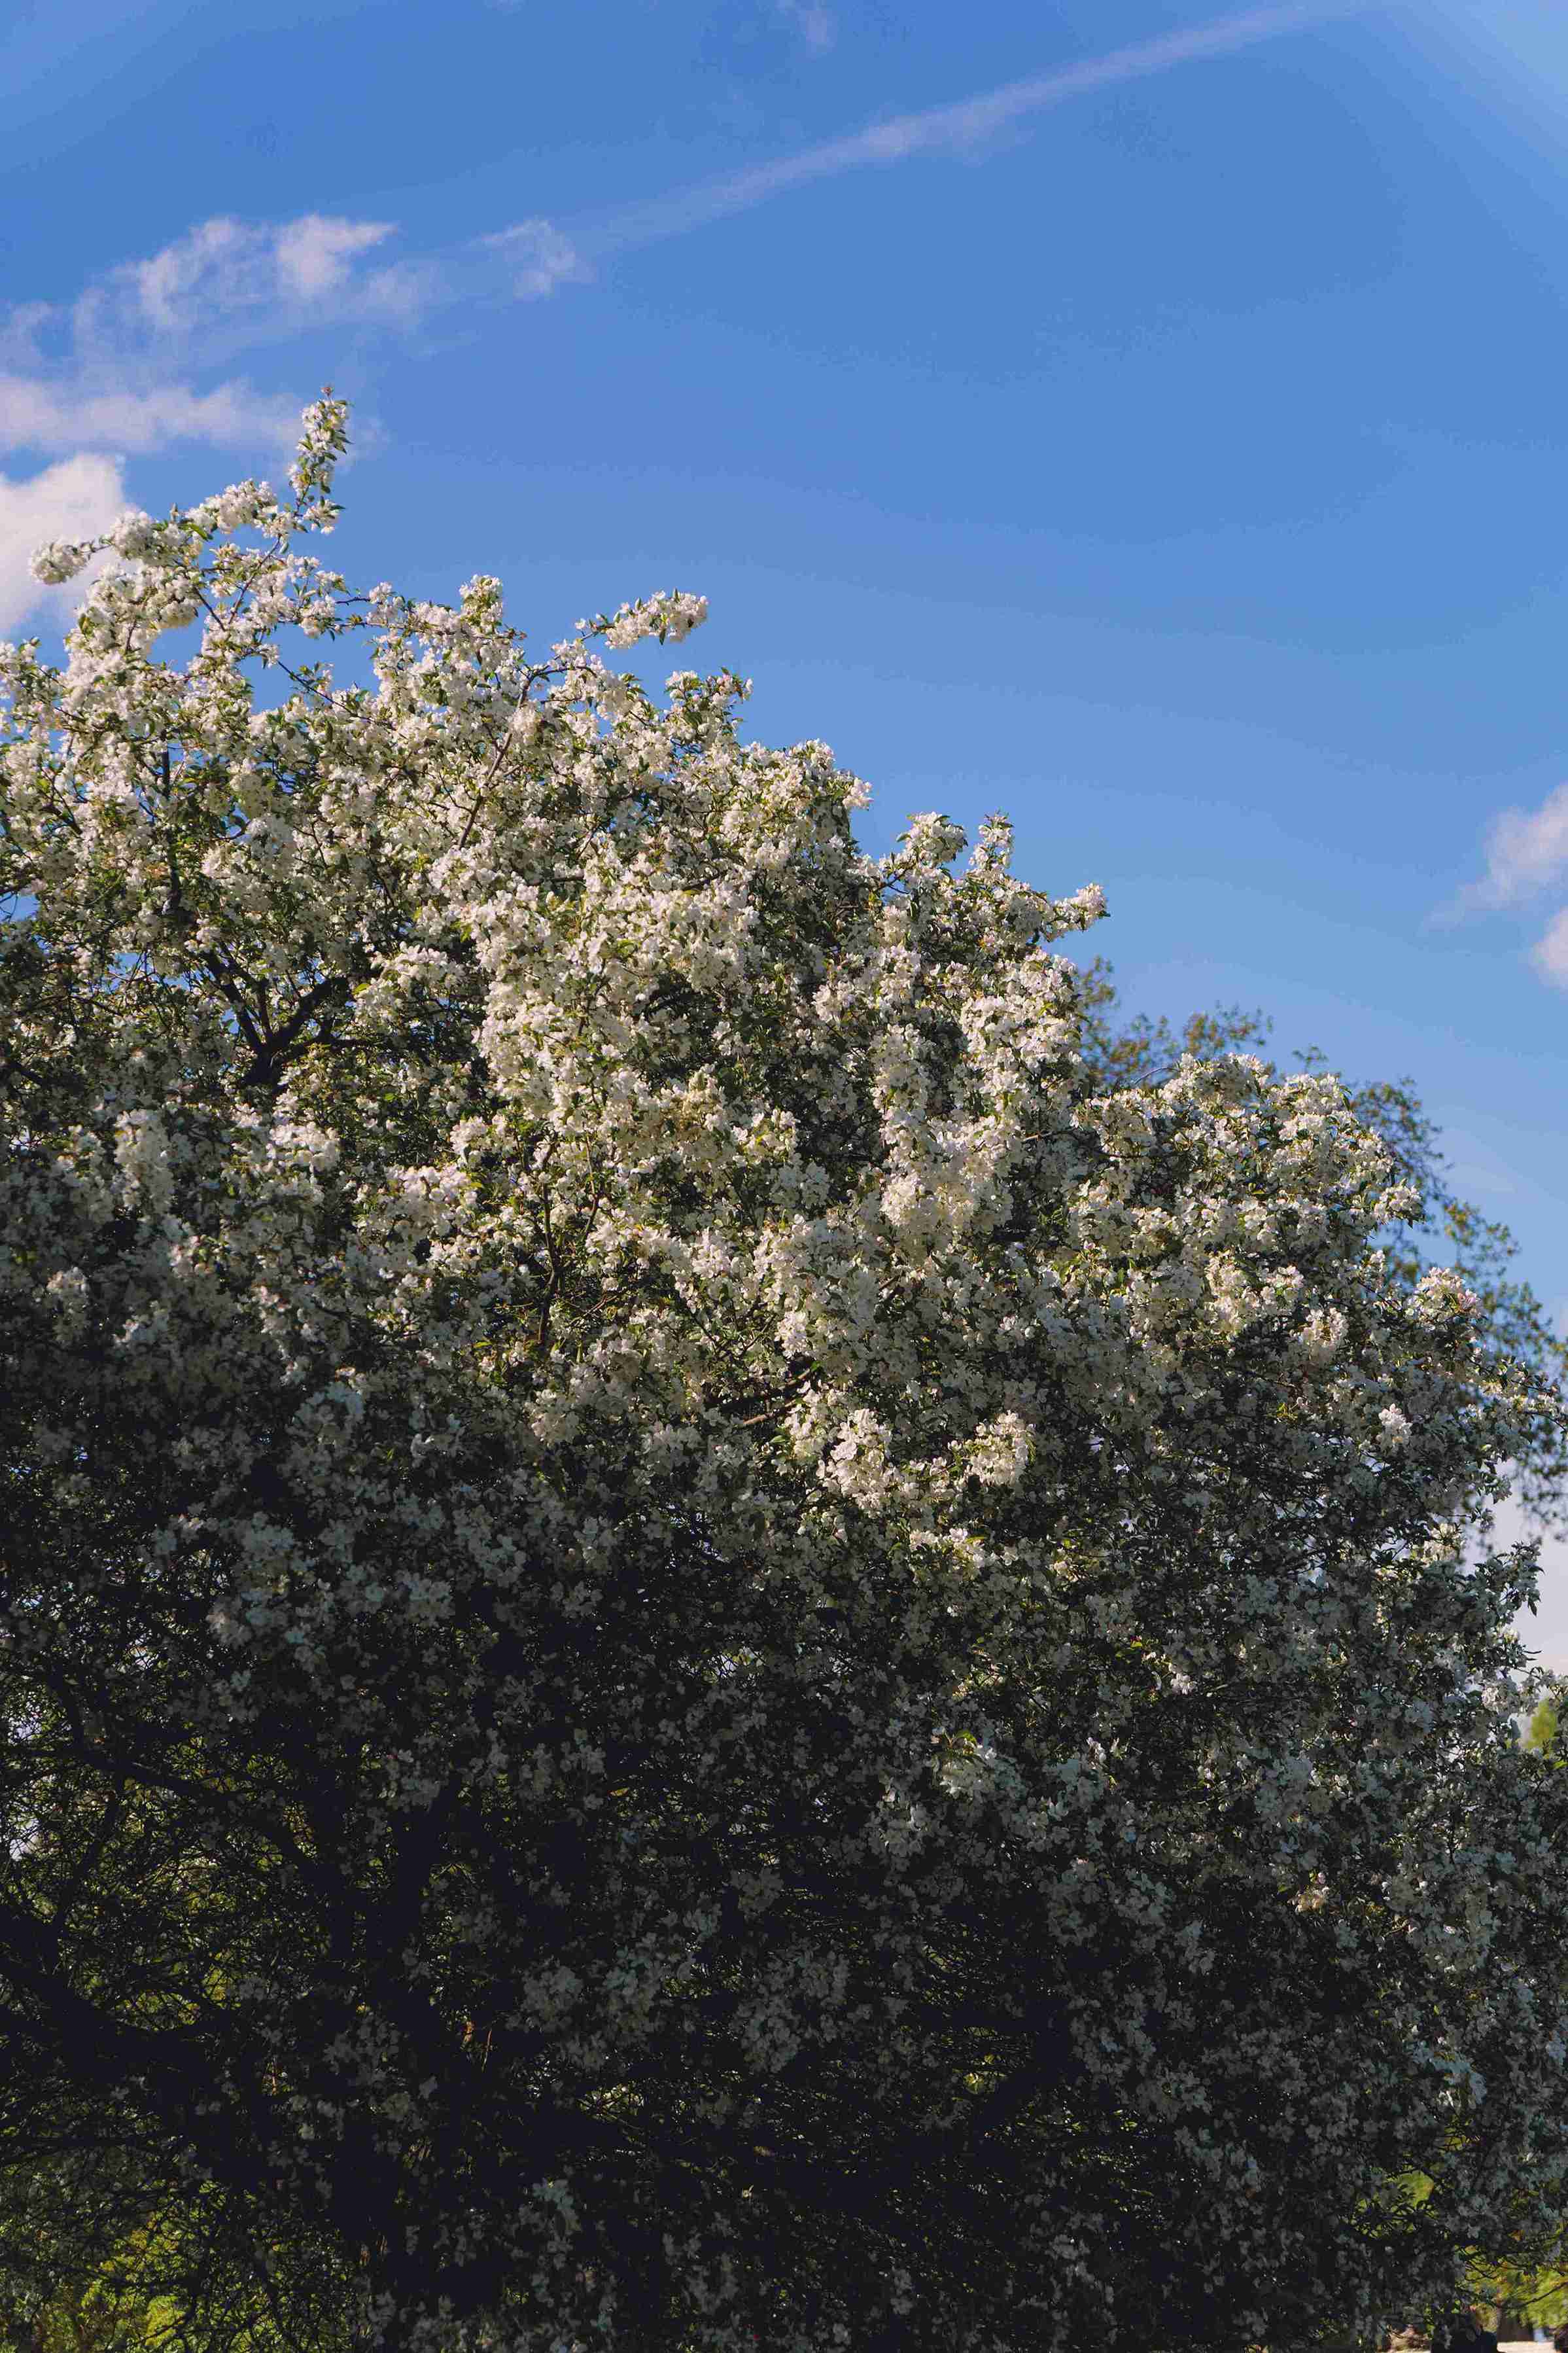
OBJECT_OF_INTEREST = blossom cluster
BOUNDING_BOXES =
[3,395,1567,2353]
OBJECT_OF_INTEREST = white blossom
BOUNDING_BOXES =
[3,393,1566,2353]
[27,539,93,586]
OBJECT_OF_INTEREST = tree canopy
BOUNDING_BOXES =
[4,396,1568,2353]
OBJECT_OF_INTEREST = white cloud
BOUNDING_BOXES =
[0,453,125,634]
[1455,779,1568,913]
[1439,780,1568,988]
[1529,904,1568,990]
[0,372,300,457]
[275,215,396,306]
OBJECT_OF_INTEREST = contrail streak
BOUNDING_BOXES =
[485,0,1374,289]
[0,0,1383,512]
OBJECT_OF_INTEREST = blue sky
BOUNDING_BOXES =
[5,0,1568,1658]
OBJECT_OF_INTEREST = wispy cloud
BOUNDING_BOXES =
[0,210,422,633]
[78,212,429,360]
[1,211,428,468]
[0,3,1368,630]
[477,219,592,304]
[1440,780,1568,989]
[531,0,1368,263]
[1,3,1367,466]
[128,215,397,336]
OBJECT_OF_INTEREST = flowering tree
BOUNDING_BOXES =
[5,394,1568,2353]
[1072,970,1568,1538]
